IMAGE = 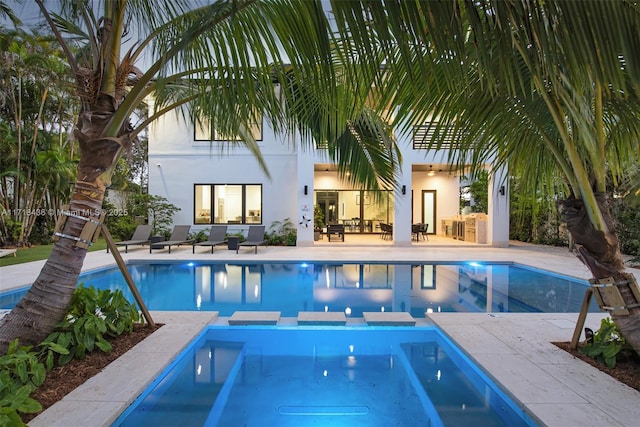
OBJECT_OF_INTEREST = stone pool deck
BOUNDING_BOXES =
[1,243,639,426]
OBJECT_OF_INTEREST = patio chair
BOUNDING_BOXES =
[237,225,266,254]
[327,223,345,242]
[150,225,193,254]
[111,224,152,253]
[192,225,228,253]
[421,223,429,241]
[412,224,422,241]
[380,223,392,240]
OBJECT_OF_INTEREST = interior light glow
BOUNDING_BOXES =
[426,308,434,313]
[436,369,441,381]
[347,355,356,367]
[323,370,328,377]
[196,364,202,376]
[467,262,482,267]
[438,306,441,312]
[196,294,202,309]
[187,262,195,267]
[345,307,352,316]
[380,306,385,312]
[254,285,259,298]
[349,345,354,353]
[300,263,309,268]
[324,305,328,312]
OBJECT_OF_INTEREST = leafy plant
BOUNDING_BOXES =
[0,340,46,425]
[467,170,489,213]
[189,229,209,243]
[266,218,297,246]
[146,195,180,237]
[314,204,325,230]
[39,285,140,366]
[579,317,631,368]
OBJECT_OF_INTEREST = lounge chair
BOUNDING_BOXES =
[0,249,17,258]
[192,225,228,253]
[150,225,193,253]
[327,223,345,242]
[237,225,266,254]
[111,224,152,253]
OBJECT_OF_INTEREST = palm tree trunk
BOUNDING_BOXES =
[0,91,124,354]
[560,195,640,355]
[0,181,105,353]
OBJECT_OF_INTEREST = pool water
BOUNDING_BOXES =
[113,327,538,427]
[1,261,596,316]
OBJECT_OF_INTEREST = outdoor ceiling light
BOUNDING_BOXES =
[428,166,435,176]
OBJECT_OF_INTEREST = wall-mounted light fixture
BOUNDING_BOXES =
[402,185,406,195]
[304,185,308,195]
[499,185,505,196]
[427,165,435,177]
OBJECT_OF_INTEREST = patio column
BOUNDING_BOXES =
[393,162,412,246]
[488,165,510,247]
[297,145,315,247]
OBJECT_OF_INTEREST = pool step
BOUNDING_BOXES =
[228,311,281,325]
[363,311,416,326]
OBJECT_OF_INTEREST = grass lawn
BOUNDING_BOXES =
[0,238,108,267]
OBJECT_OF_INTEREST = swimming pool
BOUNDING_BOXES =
[1,261,596,315]
[113,326,539,427]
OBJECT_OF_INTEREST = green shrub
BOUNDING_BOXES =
[40,285,140,366]
[190,229,209,243]
[0,287,141,425]
[106,215,138,241]
[265,218,296,246]
[579,317,631,368]
[0,340,46,426]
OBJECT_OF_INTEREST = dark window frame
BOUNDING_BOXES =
[193,183,263,225]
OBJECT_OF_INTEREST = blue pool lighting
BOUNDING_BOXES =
[112,326,540,427]
[1,261,596,315]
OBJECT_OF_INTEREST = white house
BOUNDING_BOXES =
[148,108,509,247]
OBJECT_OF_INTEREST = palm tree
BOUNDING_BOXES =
[0,0,399,353]
[329,0,640,353]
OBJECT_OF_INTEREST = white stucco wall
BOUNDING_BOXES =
[147,108,510,245]
[148,114,300,236]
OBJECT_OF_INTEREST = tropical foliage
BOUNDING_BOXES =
[0,0,399,354]
[0,340,45,425]
[39,285,140,367]
[266,217,297,246]
[0,285,141,425]
[0,29,77,246]
[580,317,632,369]
[328,0,640,354]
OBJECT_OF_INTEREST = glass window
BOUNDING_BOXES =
[193,184,262,224]
[194,114,263,142]
[245,185,262,224]
[194,185,212,224]
[314,190,393,233]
